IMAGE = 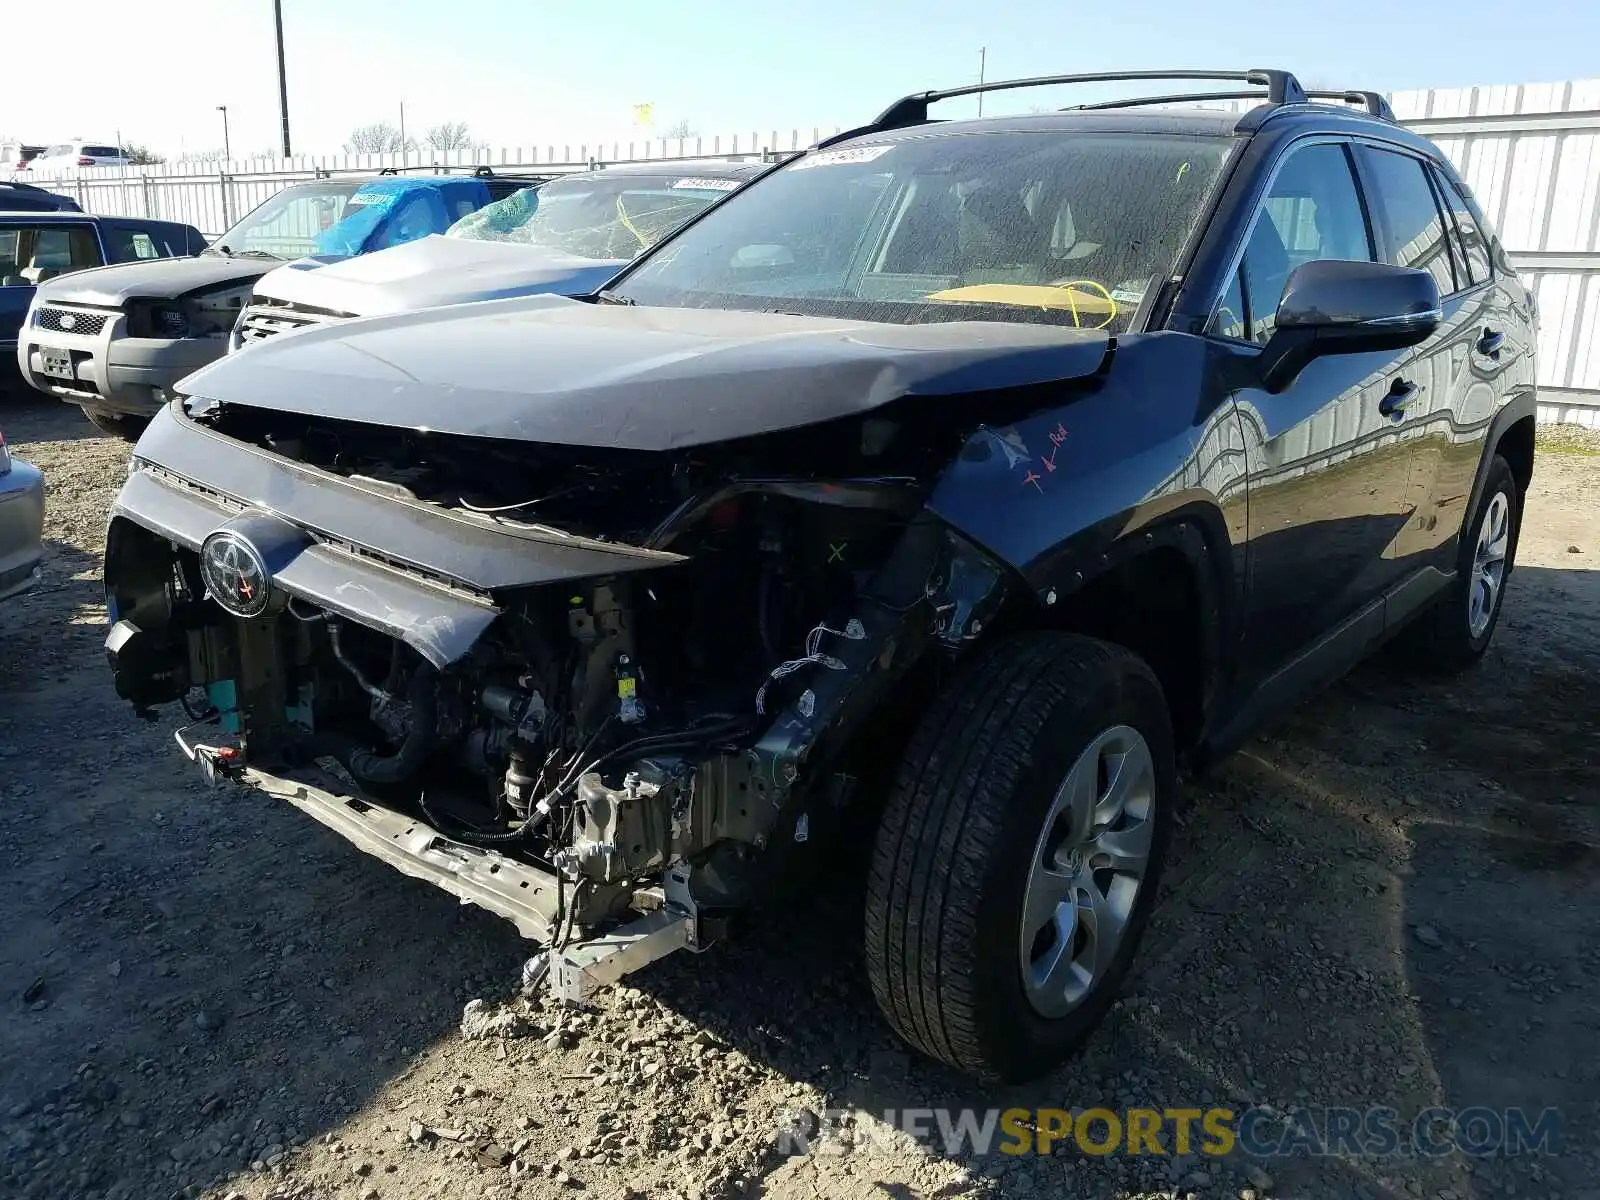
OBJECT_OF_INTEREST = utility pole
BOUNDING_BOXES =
[274,0,292,157]
[977,47,987,117]
[399,100,407,160]
[217,106,231,163]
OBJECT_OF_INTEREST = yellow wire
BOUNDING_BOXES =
[615,194,651,252]
[1053,279,1118,329]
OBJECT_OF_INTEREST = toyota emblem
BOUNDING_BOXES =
[200,529,271,618]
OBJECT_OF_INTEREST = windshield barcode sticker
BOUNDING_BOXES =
[791,144,894,170]
[347,192,396,208]
[670,177,742,191]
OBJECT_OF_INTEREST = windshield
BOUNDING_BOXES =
[445,172,744,259]
[613,132,1233,331]
[213,181,364,259]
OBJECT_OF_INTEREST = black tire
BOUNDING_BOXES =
[1394,454,1519,672]
[81,408,147,441]
[864,631,1177,1083]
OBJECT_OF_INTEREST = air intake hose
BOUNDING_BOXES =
[348,663,439,785]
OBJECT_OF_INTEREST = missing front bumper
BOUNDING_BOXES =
[174,733,566,942]
[172,734,702,1000]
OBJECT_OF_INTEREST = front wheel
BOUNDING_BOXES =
[864,632,1176,1083]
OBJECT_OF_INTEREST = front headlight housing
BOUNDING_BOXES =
[127,284,253,339]
[126,299,190,339]
[153,304,190,338]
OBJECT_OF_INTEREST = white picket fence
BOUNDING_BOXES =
[18,80,1600,425]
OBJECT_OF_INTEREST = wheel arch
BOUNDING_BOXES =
[1495,412,1535,502]
[1466,393,1537,570]
[1007,499,1236,754]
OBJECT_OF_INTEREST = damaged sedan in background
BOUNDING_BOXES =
[97,71,1535,1084]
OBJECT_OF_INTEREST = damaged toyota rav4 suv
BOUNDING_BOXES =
[103,69,1536,1083]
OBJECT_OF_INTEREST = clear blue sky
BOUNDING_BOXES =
[8,0,1597,158]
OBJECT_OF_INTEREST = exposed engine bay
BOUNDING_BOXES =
[103,396,1024,997]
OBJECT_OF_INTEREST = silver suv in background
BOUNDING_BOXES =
[231,160,766,349]
[17,172,542,439]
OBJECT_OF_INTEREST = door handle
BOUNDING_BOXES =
[1477,328,1505,357]
[1379,379,1418,418]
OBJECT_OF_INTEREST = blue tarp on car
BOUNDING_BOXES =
[312,176,491,258]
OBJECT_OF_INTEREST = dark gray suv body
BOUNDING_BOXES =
[96,70,1535,1084]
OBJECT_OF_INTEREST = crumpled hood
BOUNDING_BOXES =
[177,294,1112,451]
[36,255,273,306]
[249,234,625,316]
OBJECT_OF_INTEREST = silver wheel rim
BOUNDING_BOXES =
[1019,724,1156,1019]
[1468,490,1510,638]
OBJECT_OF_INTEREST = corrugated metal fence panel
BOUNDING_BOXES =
[19,83,1600,420]
[1398,80,1600,421]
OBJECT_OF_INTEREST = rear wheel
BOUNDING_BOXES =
[1395,454,1518,672]
[864,631,1176,1083]
[81,408,147,442]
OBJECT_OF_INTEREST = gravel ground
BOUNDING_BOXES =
[2,392,1597,1200]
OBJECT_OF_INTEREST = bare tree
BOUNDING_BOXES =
[659,118,697,139]
[124,143,166,165]
[425,122,474,151]
[343,122,416,154]
[177,147,228,163]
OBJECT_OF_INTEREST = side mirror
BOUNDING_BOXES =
[1259,259,1441,392]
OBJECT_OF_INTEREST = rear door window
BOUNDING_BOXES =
[104,226,163,262]
[1434,173,1493,286]
[1426,169,1470,290]
[1358,146,1457,296]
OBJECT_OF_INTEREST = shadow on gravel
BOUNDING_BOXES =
[1386,566,1600,1196]
[0,674,531,1200]
[0,380,104,444]
[0,540,116,678]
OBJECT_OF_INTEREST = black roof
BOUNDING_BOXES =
[858,109,1248,141]
[825,104,1445,166]
[818,68,1415,151]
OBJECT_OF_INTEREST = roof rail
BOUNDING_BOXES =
[816,69,1307,146]
[1303,90,1396,122]
[1066,89,1285,113]
[1065,87,1395,126]
[812,69,1392,147]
